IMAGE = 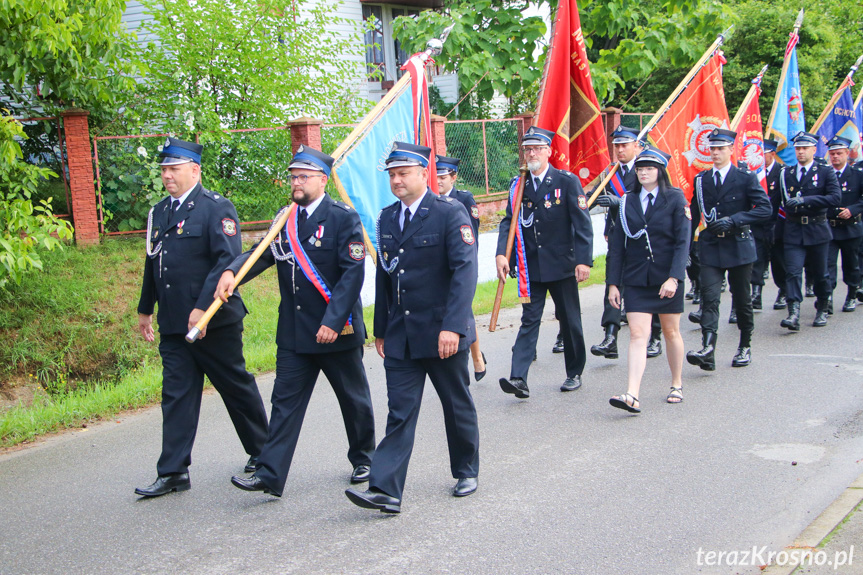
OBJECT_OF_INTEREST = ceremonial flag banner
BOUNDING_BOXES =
[855,90,863,162]
[647,52,731,201]
[815,86,860,159]
[533,0,609,185]
[734,84,768,192]
[766,31,805,164]
[331,53,437,259]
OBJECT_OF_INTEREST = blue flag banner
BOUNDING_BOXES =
[331,87,414,259]
[854,92,863,162]
[767,35,805,164]
[816,86,859,158]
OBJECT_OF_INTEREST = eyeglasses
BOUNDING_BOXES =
[290,174,325,184]
[522,146,549,155]
[635,166,658,173]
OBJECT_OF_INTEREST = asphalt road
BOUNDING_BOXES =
[2,281,863,575]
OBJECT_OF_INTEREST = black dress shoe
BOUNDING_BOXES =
[474,352,488,382]
[646,337,662,358]
[692,290,702,305]
[135,473,190,498]
[351,464,371,484]
[805,284,815,298]
[560,375,582,392]
[499,377,529,398]
[345,488,401,513]
[231,474,281,497]
[688,308,702,324]
[774,290,787,310]
[843,296,857,312]
[731,346,751,367]
[453,477,478,497]
[728,309,737,324]
[244,456,260,473]
[552,334,565,354]
[685,285,696,300]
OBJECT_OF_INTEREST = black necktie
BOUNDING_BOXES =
[298,208,307,228]
[714,171,722,190]
[800,167,807,181]
[645,193,655,218]
[836,170,842,180]
[622,164,629,176]
[534,177,541,191]
[171,200,179,216]
[402,208,411,234]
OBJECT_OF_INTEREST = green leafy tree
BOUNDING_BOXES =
[0,114,74,289]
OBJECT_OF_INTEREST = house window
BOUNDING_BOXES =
[362,5,385,78]
[391,7,418,79]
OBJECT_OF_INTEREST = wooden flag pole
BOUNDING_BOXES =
[489,166,529,332]
[586,27,733,208]
[810,54,863,134]
[764,9,805,141]
[730,64,769,131]
[186,205,296,342]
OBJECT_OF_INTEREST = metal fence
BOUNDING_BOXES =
[16,116,70,218]
[94,127,293,234]
[619,113,653,132]
[444,119,520,196]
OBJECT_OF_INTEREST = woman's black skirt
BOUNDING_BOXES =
[623,283,684,314]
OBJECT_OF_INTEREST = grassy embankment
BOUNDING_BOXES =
[0,236,605,448]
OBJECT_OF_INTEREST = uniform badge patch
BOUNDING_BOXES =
[222,218,237,236]
[349,242,365,260]
[577,195,587,210]
[684,206,692,221]
[470,205,479,219]
[460,225,475,245]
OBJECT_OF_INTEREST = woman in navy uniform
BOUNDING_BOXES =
[435,154,487,381]
[345,142,479,513]
[606,147,690,413]
[824,136,863,312]
[215,146,376,498]
[135,138,268,497]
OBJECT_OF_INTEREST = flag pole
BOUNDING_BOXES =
[730,65,769,131]
[810,54,863,133]
[764,9,804,140]
[586,27,732,208]
[533,3,560,125]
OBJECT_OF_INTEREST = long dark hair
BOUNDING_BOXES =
[631,165,671,196]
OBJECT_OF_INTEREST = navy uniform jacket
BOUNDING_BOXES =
[375,191,478,360]
[496,166,594,282]
[448,188,480,243]
[764,162,784,242]
[780,163,841,246]
[602,164,638,237]
[138,183,246,335]
[607,187,690,287]
[828,165,863,241]
[690,165,771,268]
[227,195,367,354]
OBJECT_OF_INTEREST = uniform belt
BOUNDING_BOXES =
[829,214,862,226]
[713,224,750,238]
[789,214,827,225]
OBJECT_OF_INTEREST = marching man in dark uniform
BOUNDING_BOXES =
[594,126,664,359]
[345,142,479,513]
[436,155,487,381]
[687,129,771,371]
[496,127,593,397]
[824,136,863,313]
[763,139,788,310]
[135,138,268,497]
[779,131,842,330]
[215,146,376,498]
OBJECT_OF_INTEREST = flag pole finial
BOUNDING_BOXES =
[793,9,804,34]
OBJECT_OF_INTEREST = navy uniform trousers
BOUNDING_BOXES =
[255,346,375,495]
[158,325,268,476]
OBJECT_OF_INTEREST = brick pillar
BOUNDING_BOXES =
[602,107,622,158]
[62,108,99,245]
[516,112,535,166]
[430,115,447,156]
[288,117,323,154]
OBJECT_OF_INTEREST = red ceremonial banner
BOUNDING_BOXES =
[648,52,731,201]
[534,0,609,185]
[734,87,768,193]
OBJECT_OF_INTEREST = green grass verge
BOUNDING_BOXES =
[0,236,605,448]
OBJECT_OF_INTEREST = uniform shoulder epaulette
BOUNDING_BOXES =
[202,189,227,202]
[738,166,751,174]
[436,195,455,204]
[852,165,863,173]
[694,170,708,179]
[334,201,353,212]
[558,170,574,179]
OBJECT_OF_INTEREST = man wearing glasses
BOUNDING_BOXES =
[216,145,376,498]
[496,127,594,398]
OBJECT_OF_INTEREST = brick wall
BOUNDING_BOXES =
[62,109,99,245]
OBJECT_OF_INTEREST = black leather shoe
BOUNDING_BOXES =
[345,488,401,513]
[453,477,478,497]
[688,308,702,324]
[827,296,834,315]
[843,296,857,312]
[685,284,696,300]
[646,337,662,358]
[751,285,762,310]
[728,309,737,324]
[244,456,259,473]
[813,309,828,327]
[552,334,565,354]
[686,331,716,371]
[774,290,787,310]
[499,377,529,398]
[231,474,281,497]
[560,376,582,392]
[590,325,619,359]
[351,464,371,484]
[474,352,488,382]
[805,284,815,298]
[135,473,190,498]
[731,346,751,367]
[781,301,801,331]
[692,290,702,305]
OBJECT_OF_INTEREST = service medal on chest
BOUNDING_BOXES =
[544,200,552,209]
